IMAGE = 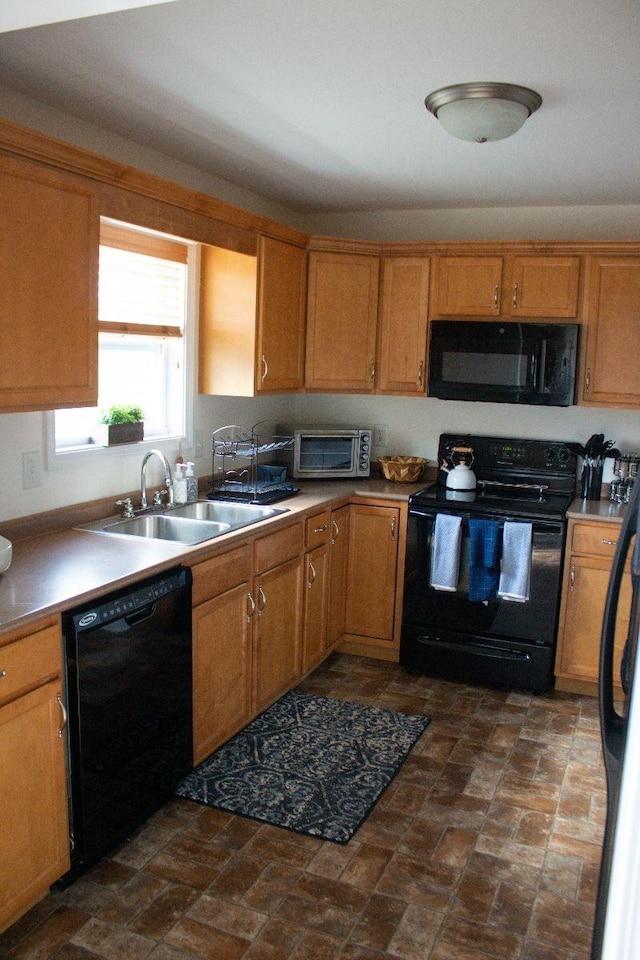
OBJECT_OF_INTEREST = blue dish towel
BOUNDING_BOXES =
[468,519,501,602]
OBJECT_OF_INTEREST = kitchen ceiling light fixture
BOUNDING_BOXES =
[424,82,542,143]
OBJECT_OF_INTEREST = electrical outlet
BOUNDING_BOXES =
[22,450,42,489]
[194,430,203,458]
[373,425,388,447]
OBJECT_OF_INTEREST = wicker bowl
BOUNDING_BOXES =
[378,456,428,483]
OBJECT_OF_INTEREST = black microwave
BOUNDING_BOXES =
[428,320,579,406]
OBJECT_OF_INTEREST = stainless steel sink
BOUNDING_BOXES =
[78,500,288,544]
[170,501,287,529]
[99,514,231,544]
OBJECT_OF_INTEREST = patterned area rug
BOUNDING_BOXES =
[176,689,430,843]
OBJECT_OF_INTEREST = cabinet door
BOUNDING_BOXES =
[377,257,430,393]
[327,505,350,648]
[557,554,631,690]
[305,252,379,390]
[253,557,303,712]
[0,681,69,931]
[199,245,258,396]
[256,236,307,393]
[582,257,640,407]
[509,256,580,318]
[302,543,330,675]
[0,155,98,412]
[193,582,252,764]
[435,256,503,316]
[345,504,399,641]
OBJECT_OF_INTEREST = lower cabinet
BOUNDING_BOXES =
[191,545,253,765]
[342,501,406,657]
[555,519,631,696]
[327,504,350,650]
[252,523,304,713]
[302,510,331,675]
[191,521,303,761]
[0,618,69,933]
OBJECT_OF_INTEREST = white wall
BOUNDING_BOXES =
[1,88,639,525]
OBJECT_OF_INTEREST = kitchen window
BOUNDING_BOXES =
[48,220,196,463]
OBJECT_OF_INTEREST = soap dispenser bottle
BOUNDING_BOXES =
[185,462,198,502]
[174,463,187,504]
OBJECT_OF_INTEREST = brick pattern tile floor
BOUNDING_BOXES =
[0,654,606,960]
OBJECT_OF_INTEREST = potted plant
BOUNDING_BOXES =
[96,405,145,446]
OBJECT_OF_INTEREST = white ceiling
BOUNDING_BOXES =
[0,0,639,214]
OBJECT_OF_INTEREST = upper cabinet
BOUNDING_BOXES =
[377,257,430,394]
[0,155,98,413]
[256,236,307,393]
[434,255,580,320]
[305,251,429,395]
[581,256,640,408]
[305,251,379,391]
[199,235,307,396]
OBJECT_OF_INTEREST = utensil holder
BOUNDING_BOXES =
[581,457,604,500]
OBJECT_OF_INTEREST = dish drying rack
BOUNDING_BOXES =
[207,421,299,504]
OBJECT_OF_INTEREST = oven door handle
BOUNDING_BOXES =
[424,636,533,662]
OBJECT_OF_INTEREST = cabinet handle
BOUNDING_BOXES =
[247,591,256,622]
[261,355,268,382]
[370,358,375,382]
[512,283,519,310]
[602,538,618,547]
[569,563,576,591]
[390,516,396,541]
[56,693,67,739]
[0,669,6,678]
[258,584,267,615]
[313,523,328,534]
[493,284,499,309]
[331,518,339,543]
[417,360,424,387]
[585,367,591,394]
[308,559,317,587]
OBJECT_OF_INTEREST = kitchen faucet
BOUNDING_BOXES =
[140,449,174,509]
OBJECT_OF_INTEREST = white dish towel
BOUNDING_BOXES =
[430,514,462,591]
[498,521,532,602]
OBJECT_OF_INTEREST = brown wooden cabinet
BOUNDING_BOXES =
[0,618,69,933]
[581,256,640,408]
[191,546,253,764]
[377,257,430,393]
[252,523,303,713]
[434,255,580,319]
[199,236,307,396]
[256,236,307,392]
[305,251,379,391]
[327,504,350,649]
[344,503,401,647]
[555,519,632,696]
[0,154,98,413]
[301,511,331,674]
[191,522,304,757]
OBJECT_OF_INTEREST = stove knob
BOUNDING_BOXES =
[556,445,570,464]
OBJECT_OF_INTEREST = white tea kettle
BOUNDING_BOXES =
[441,445,477,492]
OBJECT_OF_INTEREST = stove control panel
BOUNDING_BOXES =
[439,434,577,478]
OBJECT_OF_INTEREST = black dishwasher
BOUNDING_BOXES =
[61,566,192,883]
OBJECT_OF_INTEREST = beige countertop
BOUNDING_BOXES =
[566,495,628,524]
[0,478,430,637]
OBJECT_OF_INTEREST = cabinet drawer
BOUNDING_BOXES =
[254,522,303,574]
[0,624,62,706]
[305,510,331,549]
[570,522,622,558]
[191,545,252,606]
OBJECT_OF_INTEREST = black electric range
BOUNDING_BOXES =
[401,434,578,694]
